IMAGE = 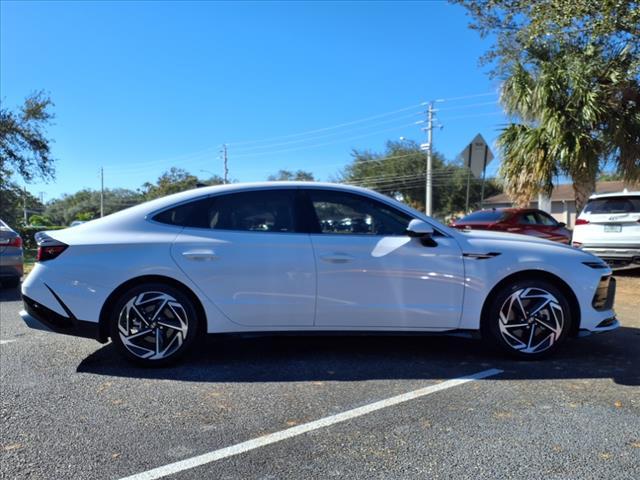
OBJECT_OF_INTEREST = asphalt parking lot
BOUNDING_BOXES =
[1,273,639,480]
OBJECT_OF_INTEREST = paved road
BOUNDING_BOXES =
[1,282,639,480]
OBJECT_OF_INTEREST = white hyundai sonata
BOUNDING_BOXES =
[21,182,618,365]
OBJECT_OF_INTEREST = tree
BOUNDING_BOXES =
[0,91,55,183]
[0,184,43,227]
[0,92,55,226]
[455,1,640,211]
[28,214,53,226]
[267,169,315,181]
[44,188,143,225]
[142,167,224,200]
[340,140,501,217]
[452,0,639,77]
[498,43,640,211]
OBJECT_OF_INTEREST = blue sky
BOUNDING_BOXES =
[1,0,505,201]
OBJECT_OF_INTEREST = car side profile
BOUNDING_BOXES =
[21,183,618,365]
[450,208,572,244]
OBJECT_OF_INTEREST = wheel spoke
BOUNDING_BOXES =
[118,291,190,361]
[498,287,564,355]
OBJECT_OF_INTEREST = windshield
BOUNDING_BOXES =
[460,210,509,223]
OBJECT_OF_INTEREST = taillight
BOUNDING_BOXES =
[572,241,583,248]
[575,218,590,225]
[36,244,68,262]
[6,237,22,248]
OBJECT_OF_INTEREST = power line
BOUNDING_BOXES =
[101,93,502,175]
[228,111,422,154]
[225,102,426,147]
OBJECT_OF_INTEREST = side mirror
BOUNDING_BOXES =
[406,219,437,247]
[406,219,434,237]
[558,222,566,228]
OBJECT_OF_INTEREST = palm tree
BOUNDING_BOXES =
[498,43,640,212]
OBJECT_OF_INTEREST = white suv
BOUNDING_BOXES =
[572,190,640,269]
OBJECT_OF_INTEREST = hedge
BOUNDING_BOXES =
[15,225,66,251]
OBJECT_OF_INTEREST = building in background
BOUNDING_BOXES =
[483,181,640,228]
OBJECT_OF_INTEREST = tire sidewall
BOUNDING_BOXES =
[484,279,573,359]
[109,283,200,366]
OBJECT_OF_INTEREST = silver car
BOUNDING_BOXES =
[0,219,23,288]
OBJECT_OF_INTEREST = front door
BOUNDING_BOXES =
[305,189,465,329]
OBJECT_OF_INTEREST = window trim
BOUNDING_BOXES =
[146,185,452,238]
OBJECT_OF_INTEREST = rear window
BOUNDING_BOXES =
[583,196,640,214]
[460,210,509,223]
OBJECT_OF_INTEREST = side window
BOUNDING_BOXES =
[535,212,557,226]
[519,212,537,225]
[209,190,296,232]
[308,190,412,236]
[153,190,296,233]
[152,197,212,227]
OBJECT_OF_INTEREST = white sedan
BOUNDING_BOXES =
[21,182,618,365]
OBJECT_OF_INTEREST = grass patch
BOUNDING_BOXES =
[23,249,37,276]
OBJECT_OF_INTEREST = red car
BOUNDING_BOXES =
[450,208,572,244]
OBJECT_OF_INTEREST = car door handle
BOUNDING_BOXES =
[319,253,354,264]
[181,249,218,261]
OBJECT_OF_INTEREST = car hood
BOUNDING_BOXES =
[454,228,590,256]
[456,229,563,246]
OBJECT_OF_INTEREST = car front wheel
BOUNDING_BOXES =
[483,279,572,359]
[109,283,200,366]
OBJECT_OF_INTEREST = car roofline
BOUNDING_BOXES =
[589,190,640,199]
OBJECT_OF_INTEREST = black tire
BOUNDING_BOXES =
[482,279,573,360]
[109,283,201,366]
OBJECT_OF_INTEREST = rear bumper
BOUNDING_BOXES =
[0,264,23,279]
[21,295,102,341]
[581,246,640,269]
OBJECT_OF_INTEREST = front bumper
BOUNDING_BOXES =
[21,295,101,341]
[579,316,620,336]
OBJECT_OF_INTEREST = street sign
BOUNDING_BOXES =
[458,134,494,179]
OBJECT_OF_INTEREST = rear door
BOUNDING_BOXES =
[169,189,316,327]
[579,196,640,246]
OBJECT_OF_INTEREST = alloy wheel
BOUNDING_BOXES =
[117,291,189,360]
[498,287,564,354]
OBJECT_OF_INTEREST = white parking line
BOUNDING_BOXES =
[0,339,16,345]
[120,368,503,480]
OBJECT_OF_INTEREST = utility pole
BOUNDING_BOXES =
[100,167,104,218]
[424,102,434,216]
[23,186,28,224]
[221,144,229,184]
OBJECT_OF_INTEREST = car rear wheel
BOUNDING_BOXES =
[483,279,572,359]
[109,283,200,366]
